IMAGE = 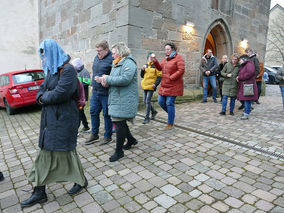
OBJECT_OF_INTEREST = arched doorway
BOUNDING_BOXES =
[198,18,233,86]
[202,18,232,60]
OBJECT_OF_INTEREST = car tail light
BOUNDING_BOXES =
[9,88,18,95]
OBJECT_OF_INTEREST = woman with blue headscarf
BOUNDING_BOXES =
[21,39,87,208]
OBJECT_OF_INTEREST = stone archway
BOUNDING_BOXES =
[202,18,233,60]
[198,18,233,86]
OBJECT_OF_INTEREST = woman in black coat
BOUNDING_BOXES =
[21,39,87,208]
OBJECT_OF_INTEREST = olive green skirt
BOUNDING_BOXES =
[28,149,85,186]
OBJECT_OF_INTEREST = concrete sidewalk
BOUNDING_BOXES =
[0,85,283,213]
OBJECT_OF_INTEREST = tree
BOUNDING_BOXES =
[266,11,284,66]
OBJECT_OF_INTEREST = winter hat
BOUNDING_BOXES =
[71,58,84,71]
[147,52,153,59]
[239,54,249,62]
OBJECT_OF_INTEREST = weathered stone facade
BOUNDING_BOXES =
[39,0,271,87]
[0,0,39,74]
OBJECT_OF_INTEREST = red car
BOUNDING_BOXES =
[0,69,45,115]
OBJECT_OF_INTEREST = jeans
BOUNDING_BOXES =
[256,81,262,100]
[203,75,217,100]
[158,95,176,125]
[244,100,252,115]
[144,90,156,119]
[79,108,89,128]
[280,87,284,107]
[90,94,112,138]
[114,120,136,152]
[221,96,236,113]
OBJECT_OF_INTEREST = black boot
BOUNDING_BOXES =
[21,186,47,208]
[68,178,88,195]
[109,150,124,162]
[123,140,138,150]
[0,172,4,181]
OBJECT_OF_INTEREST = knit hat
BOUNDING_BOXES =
[71,58,84,71]
[147,52,153,59]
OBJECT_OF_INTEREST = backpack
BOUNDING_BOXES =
[60,64,86,109]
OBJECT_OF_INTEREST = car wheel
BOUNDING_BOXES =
[4,99,15,115]
[269,76,276,84]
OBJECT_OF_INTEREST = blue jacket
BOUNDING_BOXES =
[106,56,139,119]
[92,51,113,96]
[36,63,79,151]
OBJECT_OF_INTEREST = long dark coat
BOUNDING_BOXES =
[237,60,258,101]
[36,63,79,151]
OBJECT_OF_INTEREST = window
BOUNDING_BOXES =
[12,71,44,84]
[0,75,10,86]
[211,0,218,10]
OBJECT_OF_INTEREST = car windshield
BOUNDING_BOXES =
[12,71,44,84]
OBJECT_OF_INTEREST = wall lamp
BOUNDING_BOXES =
[240,38,248,49]
[184,21,195,33]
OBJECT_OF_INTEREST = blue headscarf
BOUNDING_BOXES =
[39,39,69,75]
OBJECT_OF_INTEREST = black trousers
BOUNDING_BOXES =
[79,108,89,128]
[256,81,262,100]
[114,120,136,152]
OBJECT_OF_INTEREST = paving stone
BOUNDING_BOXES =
[82,202,104,213]
[199,205,219,213]
[151,206,167,213]
[143,201,158,210]
[212,201,230,212]
[154,194,177,209]
[273,197,284,208]
[224,197,244,208]
[221,186,245,198]
[240,204,257,213]
[160,184,181,197]
[134,180,154,192]
[185,199,203,210]
[0,194,18,209]
[189,189,202,198]
[241,194,257,204]
[206,179,226,190]
[252,189,277,202]
[255,200,274,212]
[43,201,60,213]
[198,194,215,204]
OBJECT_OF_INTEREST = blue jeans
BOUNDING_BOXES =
[222,96,236,113]
[281,87,284,107]
[203,75,217,100]
[144,90,155,119]
[244,100,252,115]
[90,94,112,138]
[158,95,176,125]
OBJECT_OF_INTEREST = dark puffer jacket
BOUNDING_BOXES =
[92,51,113,96]
[36,63,79,151]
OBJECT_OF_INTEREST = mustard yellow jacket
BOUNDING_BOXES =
[141,62,162,90]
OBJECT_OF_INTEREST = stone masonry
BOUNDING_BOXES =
[39,0,270,87]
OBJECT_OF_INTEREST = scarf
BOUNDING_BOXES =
[113,56,122,65]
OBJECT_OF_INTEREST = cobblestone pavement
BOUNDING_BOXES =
[0,85,283,213]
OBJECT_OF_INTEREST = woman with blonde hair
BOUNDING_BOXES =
[95,42,138,162]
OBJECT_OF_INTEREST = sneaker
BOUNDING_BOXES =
[85,134,99,145]
[109,151,124,162]
[201,99,207,103]
[238,105,244,110]
[230,112,234,116]
[219,111,226,115]
[143,118,150,124]
[0,172,4,182]
[241,115,249,120]
[256,101,260,104]
[213,99,218,103]
[100,137,112,145]
[81,126,90,132]
[151,111,158,120]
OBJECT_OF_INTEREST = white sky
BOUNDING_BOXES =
[270,0,284,9]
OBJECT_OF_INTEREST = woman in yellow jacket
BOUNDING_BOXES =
[141,52,162,124]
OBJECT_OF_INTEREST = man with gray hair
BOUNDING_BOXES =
[85,40,113,145]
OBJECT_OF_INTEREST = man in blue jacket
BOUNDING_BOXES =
[85,40,113,145]
[200,49,219,103]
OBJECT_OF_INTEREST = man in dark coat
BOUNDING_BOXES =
[85,40,113,145]
[200,49,219,103]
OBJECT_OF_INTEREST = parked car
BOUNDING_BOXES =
[271,65,283,71]
[0,69,44,115]
[264,65,279,84]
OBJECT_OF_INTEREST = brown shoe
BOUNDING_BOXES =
[164,124,174,130]
[85,134,99,145]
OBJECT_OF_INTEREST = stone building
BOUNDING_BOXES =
[265,4,284,67]
[2,0,271,88]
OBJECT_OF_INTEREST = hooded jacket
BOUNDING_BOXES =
[200,55,218,76]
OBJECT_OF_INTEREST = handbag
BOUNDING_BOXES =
[243,83,254,96]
